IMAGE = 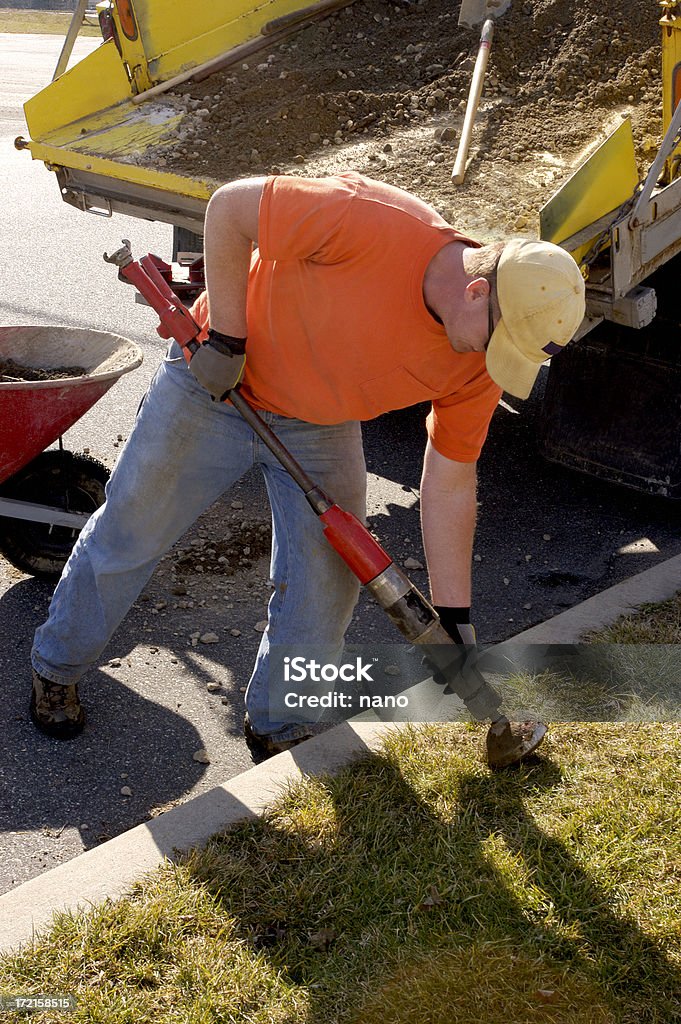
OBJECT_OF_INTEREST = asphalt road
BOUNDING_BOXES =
[1,33,680,897]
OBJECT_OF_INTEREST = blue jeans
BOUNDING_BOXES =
[32,344,367,741]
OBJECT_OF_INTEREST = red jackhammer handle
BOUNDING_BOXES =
[119,257,200,350]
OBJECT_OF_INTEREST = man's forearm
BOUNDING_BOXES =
[419,441,478,607]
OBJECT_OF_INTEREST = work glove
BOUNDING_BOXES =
[423,606,476,685]
[189,328,246,401]
[424,605,477,691]
[430,609,545,759]
[433,606,476,647]
[425,606,503,721]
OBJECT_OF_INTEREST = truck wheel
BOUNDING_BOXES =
[0,450,109,580]
[539,304,681,499]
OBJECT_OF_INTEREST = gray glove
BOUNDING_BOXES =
[189,329,246,401]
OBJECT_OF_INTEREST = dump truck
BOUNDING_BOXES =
[14,0,681,498]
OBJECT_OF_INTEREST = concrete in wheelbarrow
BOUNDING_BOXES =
[1,553,679,955]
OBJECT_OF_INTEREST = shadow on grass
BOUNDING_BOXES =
[3,728,676,1023]
[186,734,680,1024]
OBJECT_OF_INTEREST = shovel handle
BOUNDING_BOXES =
[452,18,494,185]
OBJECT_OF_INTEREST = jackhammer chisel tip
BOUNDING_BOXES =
[486,719,548,770]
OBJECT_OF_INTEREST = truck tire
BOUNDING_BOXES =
[539,255,681,500]
[0,450,109,580]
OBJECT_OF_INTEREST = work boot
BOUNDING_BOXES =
[486,717,547,769]
[30,669,85,740]
[243,714,311,762]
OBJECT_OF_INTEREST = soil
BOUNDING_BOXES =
[0,360,86,382]
[136,0,662,240]
[143,503,276,645]
[172,518,272,579]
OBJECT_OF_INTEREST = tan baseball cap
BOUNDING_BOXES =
[486,239,586,399]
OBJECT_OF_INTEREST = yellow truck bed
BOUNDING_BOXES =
[17,0,681,292]
[21,0,354,230]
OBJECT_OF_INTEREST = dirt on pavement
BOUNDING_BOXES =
[135,0,662,241]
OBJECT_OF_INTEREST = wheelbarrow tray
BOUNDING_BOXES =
[0,326,142,485]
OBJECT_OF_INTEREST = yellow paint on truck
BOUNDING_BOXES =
[22,0,322,198]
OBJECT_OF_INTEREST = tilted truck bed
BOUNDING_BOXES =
[20,0,361,231]
[15,0,681,495]
[16,0,681,316]
[25,84,211,231]
[15,0,660,244]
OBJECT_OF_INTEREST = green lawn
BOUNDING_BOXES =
[0,9,101,35]
[1,722,679,1023]
[492,592,681,723]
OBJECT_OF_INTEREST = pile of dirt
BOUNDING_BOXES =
[141,0,662,239]
[0,359,86,382]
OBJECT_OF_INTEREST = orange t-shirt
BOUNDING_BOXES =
[192,172,501,462]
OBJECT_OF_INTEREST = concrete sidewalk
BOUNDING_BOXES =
[1,554,679,955]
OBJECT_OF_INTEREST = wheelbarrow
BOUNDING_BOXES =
[0,325,142,579]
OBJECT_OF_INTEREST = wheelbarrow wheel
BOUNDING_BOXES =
[0,450,109,580]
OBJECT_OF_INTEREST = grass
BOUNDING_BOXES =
[587,592,681,644]
[1,723,679,1023]
[490,592,681,723]
[1,596,679,1021]
[0,10,101,35]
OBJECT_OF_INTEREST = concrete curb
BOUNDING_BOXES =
[1,555,679,955]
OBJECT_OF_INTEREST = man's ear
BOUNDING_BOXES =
[463,276,491,306]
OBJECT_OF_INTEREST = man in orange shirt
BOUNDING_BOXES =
[30,173,585,762]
